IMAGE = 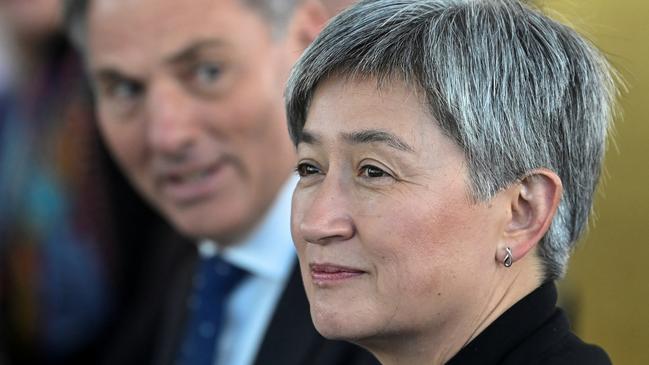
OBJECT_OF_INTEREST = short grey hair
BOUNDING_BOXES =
[63,0,303,53]
[286,0,620,280]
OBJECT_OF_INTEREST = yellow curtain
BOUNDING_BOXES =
[542,1,649,364]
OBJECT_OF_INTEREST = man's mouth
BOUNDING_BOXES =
[157,161,230,205]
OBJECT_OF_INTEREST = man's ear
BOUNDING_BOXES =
[497,169,563,265]
[320,0,356,17]
[289,0,329,50]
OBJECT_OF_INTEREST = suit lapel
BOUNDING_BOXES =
[253,263,323,365]
[153,242,198,365]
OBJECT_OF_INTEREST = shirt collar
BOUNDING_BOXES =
[198,175,298,281]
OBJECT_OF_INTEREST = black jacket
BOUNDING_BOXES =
[447,282,611,365]
[100,231,378,365]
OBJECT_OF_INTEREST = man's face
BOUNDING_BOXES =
[87,0,298,243]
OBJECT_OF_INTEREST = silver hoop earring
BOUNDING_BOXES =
[503,247,513,268]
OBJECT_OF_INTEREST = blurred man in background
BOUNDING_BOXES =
[64,0,376,364]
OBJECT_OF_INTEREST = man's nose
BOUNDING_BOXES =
[145,79,196,157]
[297,177,355,245]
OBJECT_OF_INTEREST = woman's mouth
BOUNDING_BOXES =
[309,263,366,286]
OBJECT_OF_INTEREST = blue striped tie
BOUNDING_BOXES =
[175,255,246,365]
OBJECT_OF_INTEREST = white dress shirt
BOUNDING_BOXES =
[197,176,298,365]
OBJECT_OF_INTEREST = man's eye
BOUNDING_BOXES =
[107,80,142,101]
[359,165,390,178]
[295,163,321,177]
[195,63,221,85]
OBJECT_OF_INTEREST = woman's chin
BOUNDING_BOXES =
[312,313,389,353]
[312,309,366,342]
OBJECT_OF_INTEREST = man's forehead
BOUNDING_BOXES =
[88,0,269,26]
[87,0,270,68]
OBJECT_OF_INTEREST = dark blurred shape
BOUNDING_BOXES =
[0,2,172,364]
[0,32,108,363]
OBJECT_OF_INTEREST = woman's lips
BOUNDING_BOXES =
[309,263,366,286]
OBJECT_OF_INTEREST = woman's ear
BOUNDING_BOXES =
[497,169,563,266]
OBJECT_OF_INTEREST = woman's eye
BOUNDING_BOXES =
[359,165,391,178]
[296,163,321,177]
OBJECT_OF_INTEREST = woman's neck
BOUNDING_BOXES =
[363,328,460,365]
[365,258,543,365]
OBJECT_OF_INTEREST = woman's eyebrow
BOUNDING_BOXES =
[297,128,415,153]
[342,129,415,153]
[297,130,321,146]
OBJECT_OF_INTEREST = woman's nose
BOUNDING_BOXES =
[295,178,355,245]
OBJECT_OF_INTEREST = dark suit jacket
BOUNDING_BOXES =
[447,282,611,365]
[100,231,378,365]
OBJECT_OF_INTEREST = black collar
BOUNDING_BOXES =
[446,282,557,365]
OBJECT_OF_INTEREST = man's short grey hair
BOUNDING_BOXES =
[63,0,302,53]
[286,0,620,280]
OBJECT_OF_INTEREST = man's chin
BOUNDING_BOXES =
[166,211,247,246]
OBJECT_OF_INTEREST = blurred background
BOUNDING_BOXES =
[0,1,167,364]
[0,0,649,365]
[538,1,649,364]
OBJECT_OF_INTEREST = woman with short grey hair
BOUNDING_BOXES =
[286,0,618,364]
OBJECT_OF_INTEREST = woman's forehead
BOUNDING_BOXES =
[303,76,436,146]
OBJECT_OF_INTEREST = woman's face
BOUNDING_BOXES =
[291,77,512,349]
